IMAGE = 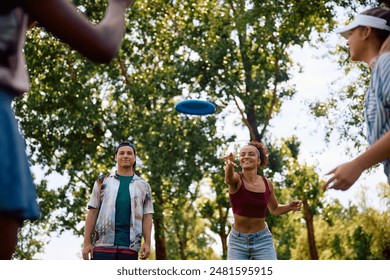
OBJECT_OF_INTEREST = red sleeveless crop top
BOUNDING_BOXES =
[229,173,271,218]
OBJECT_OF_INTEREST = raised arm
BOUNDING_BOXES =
[222,153,240,192]
[21,0,135,63]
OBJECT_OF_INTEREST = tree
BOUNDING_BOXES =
[284,161,325,259]
[171,0,366,143]
[165,186,220,260]
[291,187,390,260]
[351,226,374,259]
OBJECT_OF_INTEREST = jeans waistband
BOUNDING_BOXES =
[230,224,269,238]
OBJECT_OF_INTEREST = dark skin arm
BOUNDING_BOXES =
[221,153,240,192]
[21,0,135,63]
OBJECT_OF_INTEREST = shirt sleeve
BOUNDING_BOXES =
[87,180,102,209]
[375,53,390,138]
[377,53,390,100]
[143,182,154,214]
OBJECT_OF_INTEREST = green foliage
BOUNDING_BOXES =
[330,234,345,258]
[309,62,370,151]
[291,192,390,260]
[167,0,348,141]
[165,195,220,260]
[271,208,305,260]
[14,221,48,260]
[351,226,374,260]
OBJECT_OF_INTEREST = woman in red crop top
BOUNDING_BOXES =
[222,141,302,260]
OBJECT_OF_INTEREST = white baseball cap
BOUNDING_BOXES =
[335,14,390,38]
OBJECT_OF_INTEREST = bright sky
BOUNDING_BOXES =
[35,23,388,260]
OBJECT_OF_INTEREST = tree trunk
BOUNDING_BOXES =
[153,205,167,260]
[246,105,261,141]
[303,199,319,260]
[220,231,228,260]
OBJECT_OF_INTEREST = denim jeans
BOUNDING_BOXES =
[227,225,277,260]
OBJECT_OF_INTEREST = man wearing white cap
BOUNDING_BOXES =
[323,7,390,191]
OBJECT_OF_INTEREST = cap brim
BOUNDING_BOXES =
[335,22,359,39]
[335,14,390,39]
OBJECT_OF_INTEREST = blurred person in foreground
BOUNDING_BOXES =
[0,0,136,259]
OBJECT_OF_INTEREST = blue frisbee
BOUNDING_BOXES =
[175,99,216,115]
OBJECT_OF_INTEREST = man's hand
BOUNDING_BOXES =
[82,244,94,260]
[139,243,150,260]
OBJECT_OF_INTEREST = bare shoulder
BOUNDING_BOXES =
[263,176,274,193]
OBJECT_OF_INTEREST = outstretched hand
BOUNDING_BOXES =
[321,161,364,191]
[221,153,238,167]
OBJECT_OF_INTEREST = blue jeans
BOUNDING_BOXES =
[227,225,277,260]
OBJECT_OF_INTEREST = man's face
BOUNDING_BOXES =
[115,146,136,169]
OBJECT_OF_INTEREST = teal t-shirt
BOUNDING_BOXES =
[114,174,133,246]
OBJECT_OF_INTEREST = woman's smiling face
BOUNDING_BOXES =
[239,145,260,169]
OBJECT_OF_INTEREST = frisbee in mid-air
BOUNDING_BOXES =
[175,99,216,115]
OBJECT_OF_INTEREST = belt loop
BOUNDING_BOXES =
[232,224,240,237]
